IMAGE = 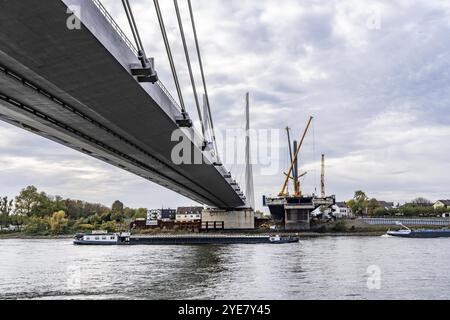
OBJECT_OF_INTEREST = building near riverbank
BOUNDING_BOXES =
[433,200,450,210]
[377,201,396,210]
[333,202,353,218]
[176,207,202,222]
[147,209,176,221]
[130,206,260,231]
[175,207,203,231]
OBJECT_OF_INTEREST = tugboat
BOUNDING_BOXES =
[387,222,450,238]
[269,235,300,244]
[73,231,130,245]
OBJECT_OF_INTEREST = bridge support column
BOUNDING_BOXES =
[201,208,255,230]
[284,206,313,231]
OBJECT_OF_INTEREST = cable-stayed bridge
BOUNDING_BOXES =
[0,0,254,210]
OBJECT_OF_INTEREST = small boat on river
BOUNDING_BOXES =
[73,231,130,245]
[269,235,300,244]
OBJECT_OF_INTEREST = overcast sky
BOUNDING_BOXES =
[1,0,450,211]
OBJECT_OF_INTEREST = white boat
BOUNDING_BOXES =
[73,232,130,245]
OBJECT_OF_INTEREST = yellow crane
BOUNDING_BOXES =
[279,116,314,197]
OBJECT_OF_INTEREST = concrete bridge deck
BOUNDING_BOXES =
[0,0,244,208]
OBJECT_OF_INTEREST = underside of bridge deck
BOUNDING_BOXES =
[0,0,245,209]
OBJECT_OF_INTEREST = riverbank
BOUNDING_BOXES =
[4,218,448,240]
[0,233,73,240]
[0,219,405,239]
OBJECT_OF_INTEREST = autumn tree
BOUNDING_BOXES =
[134,208,148,219]
[100,221,117,233]
[14,186,40,216]
[411,197,432,206]
[0,197,14,229]
[49,211,69,235]
[112,200,124,213]
[367,198,380,216]
[0,196,14,216]
[52,195,67,213]
[25,216,50,235]
[14,186,53,217]
[111,200,125,221]
[348,190,369,216]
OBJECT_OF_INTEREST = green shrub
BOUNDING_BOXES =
[100,221,117,233]
[24,216,50,235]
[76,223,95,233]
[332,221,348,232]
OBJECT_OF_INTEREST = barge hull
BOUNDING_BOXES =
[129,236,271,245]
[74,240,118,245]
[388,231,450,238]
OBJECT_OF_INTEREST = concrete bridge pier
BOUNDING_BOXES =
[202,208,255,230]
[284,206,314,231]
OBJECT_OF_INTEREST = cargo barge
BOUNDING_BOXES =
[74,233,299,245]
[387,222,450,238]
[130,235,271,245]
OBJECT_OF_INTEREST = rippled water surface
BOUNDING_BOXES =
[0,236,449,300]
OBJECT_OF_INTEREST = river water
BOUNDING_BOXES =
[0,236,448,300]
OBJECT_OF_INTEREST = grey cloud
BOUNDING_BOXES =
[1,0,450,211]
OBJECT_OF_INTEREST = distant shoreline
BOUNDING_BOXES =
[0,234,73,240]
